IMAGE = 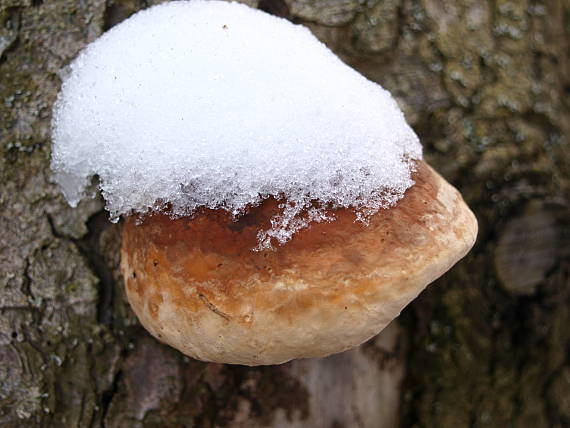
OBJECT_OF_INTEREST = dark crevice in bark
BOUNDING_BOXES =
[0,7,21,63]
[21,257,32,302]
[99,369,122,427]
[393,0,406,51]
[103,0,144,31]
[47,208,116,327]
[74,211,117,327]
[258,0,290,19]
[399,304,428,427]
[192,375,224,427]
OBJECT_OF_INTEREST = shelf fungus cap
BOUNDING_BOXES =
[50,1,477,365]
[121,162,477,365]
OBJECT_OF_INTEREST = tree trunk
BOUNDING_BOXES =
[1,0,568,426]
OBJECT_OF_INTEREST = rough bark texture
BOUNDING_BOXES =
[0,0,568,427]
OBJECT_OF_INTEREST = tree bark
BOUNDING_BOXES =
[0,0,568,426]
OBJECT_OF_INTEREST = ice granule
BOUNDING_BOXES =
[51,0,422,248]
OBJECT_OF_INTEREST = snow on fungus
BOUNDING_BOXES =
[50,0,422,248]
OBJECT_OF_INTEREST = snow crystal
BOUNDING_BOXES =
[51,0,422,248]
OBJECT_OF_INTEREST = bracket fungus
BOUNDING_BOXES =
[51,1,477,365]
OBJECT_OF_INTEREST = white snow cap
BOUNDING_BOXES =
[51,0,422,248]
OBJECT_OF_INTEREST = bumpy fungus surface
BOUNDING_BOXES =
[121,162,477,365]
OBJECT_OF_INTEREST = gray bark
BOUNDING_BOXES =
[0,0,569,426]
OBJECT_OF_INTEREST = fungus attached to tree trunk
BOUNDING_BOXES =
[51,1,477,365]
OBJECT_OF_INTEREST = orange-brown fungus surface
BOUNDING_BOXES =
[120,161,477,364]
[122,161,441,314]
